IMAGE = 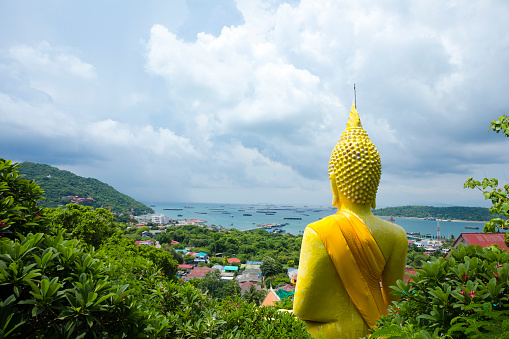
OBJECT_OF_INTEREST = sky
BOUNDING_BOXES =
[1,0,508,207]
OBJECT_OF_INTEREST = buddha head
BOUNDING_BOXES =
[328,103,381,209]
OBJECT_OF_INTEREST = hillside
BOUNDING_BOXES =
[18,161,154,216]
[372,205,505,221]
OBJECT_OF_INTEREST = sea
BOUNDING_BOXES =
[149,202,488,239]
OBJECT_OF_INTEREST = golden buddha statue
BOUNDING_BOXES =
[293,103,408,338]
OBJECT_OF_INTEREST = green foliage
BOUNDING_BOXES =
[0,232,156,337]
[159,224,303,266]
[17,161,153,215]
[407,244,443,268]
[274,295,294,310]
[264,272,292,288]
[1,158,312,338]
[464,115,509,247]
[464,177,509,236]
[242,285,267,306]
[45,203,123,249]
[97,236,179,281]
[372,205,502,221]
[196,270,241,299]
[371,244,509,338]
[260,256,285,278]
[0,159,51,238]
[489,115,509,137]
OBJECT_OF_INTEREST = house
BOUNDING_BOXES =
[170,240,179,245]
[246,261,263,265]
[175,249,188,254]
[178,264,193,275]
[194,252,209,265]
[227,258,241,264]
[212,265,224,271]
[452,233,508,250]
[288,269,298,285]
[220,272,235,280]
[277,284,295,292]
[261,287,281,307]
[224,265,239,273]
[239,281,263,295]
[181,267,216,281]
[236,272,261,284]
[141,231,151,238]
[134,240,154,246]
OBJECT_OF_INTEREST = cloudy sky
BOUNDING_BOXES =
[1,0,508,207]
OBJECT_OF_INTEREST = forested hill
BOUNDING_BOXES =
[18,161,154,215]
[372,205,505,221]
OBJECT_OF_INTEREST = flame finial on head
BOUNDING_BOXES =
[328,103,381,206]
[346,102,363,129]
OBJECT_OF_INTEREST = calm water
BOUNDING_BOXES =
[150,202,486,238]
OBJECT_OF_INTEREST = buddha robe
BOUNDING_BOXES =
[307,210,387,329]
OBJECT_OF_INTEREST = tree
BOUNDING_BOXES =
[242,285,267,306]
[198,270,240,300]
[465,115,509,246]
[45,203,122,249]
[0,159,51,238]
[260,256,284,278]
[370,244,509,338]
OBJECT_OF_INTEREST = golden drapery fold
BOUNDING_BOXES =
[308,210,387,328]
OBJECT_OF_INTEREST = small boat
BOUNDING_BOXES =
[465,226,480,229]
[284,217,302,220]
[388,216,395,222]
[243,214,252,216]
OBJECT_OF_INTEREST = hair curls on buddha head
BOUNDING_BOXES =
[328,102,381,208]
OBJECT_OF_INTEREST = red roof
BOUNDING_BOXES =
[185,267,216,278]
[227,258,241,263]
[240,281,263,294]
[171,240,179,245]
[453,233,508,250]
[135,240,153,245]
[178,265,193,269]
[404,268,417,283]
[277,284,295,292]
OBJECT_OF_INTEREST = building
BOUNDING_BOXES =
[151,214,170,225]
[224,265,239,273]
[227,258,241,264]
[261,287,281,307]
[134,240,154,246]
[288,269,298,285]
[181,267,216,281]
[452,233,508,250]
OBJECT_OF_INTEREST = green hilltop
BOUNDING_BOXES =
[373,205,504,221]
[18,161,154,216]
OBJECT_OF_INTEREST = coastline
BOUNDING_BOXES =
[378,216,487,224]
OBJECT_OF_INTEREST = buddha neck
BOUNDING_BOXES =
[334,194,373,218]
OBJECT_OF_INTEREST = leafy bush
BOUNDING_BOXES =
[370,244,509,338]
[0,159,51,238]
[464,115,509,246]
[0,232,160,338]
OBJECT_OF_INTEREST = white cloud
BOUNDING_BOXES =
[9,41,96,80]
[2,0,509,206]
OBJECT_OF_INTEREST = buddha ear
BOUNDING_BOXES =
[330,176,340,208]
[371,199,376,209]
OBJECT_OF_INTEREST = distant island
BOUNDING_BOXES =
[373,205,505,222]
[18,161,154,216]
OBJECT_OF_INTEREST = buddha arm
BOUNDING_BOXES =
[381,228,408,306]
[293,227,340,323]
